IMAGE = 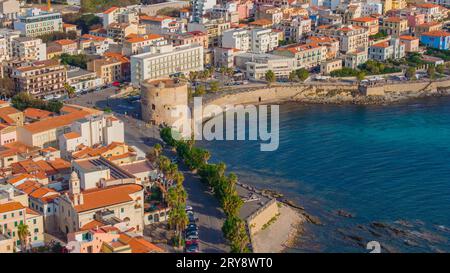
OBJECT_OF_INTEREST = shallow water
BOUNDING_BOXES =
[198,96,450,252]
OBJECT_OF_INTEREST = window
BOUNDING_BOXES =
[121,208,124,213]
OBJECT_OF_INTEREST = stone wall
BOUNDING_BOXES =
[246,199,280,236]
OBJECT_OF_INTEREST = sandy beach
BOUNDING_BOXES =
[251,203,305,253]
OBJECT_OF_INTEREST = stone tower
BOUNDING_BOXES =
[69,171,83,206]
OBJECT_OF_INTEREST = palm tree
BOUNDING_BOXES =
[153,143,162,158]
[17,223,29,252]
[168,205,188,247]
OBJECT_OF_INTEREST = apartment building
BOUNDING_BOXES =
[316,25,369,54]
[369,38,405,61]
[187,19,231,48]
[382,17,408,37]
[0,29,20,61]
[14,8,63,37]
[361,2,383,17]
[415,3,446,22]
[69,114,124,148]
[274,42,327,69]
[0,201,44,250]
[350,17,379,36]
[399,35,419,52]
[420,31,450,50]
[235,52,296,81]
[53,39,78,55]
[191,0,217,22]
[306,36,339,60]
[87,57,123,85]
[222,28,251,51]
[276,16,311,43]
[140,15,184,35]
[11,37,47,61]
[0,0,19,19]
[130,44,204,85]
[415,22,443,37]
[122,34,167,56]
[106,23,138,43]
[79,34,113,55]
[164,31,208,49]
[102,6,126,27]
[222,28,279,53]
[12,59,67,98]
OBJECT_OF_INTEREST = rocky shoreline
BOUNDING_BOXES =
[237,181,322,253]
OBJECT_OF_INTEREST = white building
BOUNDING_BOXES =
[72,114,125,147]
[102,6,126,28]
[222,28,279,53]
[0,28,20,61]
[222,28,250,52]
[191,0,217,22]
[14,8,63,37]
[67,68,103,93]
[235,52,297,81]
[130,44,204,85]
[0,0,20,20]
[250,28,279,53]
[361,2,383,17]
[11,37,47,61]
[369,38,405,61]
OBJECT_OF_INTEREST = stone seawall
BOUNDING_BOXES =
[362,78,450,96]
[190,79,450,123]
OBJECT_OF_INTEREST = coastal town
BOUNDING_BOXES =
[0,0,449,254]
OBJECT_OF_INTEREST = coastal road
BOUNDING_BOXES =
[66,89,229,253]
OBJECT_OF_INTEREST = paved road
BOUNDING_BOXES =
[67,89,229,253]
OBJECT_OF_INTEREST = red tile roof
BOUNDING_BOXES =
[73,184,143,213]
[421,31,450,37]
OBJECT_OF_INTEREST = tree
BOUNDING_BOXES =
[265,70,276,85]
[64,83,76,98]
[209,81,219,93]
[168,204,189,247]
[59,54,89,69]
[296,68,309,82]
[0,77,15,98]
[222,215,250,253]
[17,223,29,252]
[405,67,416,79]
[189,71,198,82]
[427,66,436,79]
[356,71,366,82]
[288,71,298,82]
[194,85,206,96]
[11,92,63,113]
[436,64,445,74]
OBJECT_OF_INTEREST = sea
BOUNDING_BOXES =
[198,96,450,253]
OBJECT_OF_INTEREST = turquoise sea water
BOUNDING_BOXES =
[199,96,450,253]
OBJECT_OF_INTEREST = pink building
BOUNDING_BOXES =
[400,35,420,52]
[66,224,121,253]
[0,125,17,145]
[237,0,254,20]
[406,13,425,29]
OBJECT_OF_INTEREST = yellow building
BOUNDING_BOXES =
[382,17,408,37]
[56,172,144,236]
[0,201,44,251]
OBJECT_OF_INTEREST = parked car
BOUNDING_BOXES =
[187,211,196,223]
[185,243,200,253]
[186,234,199,241]
[185,205,193,211]
[186,224,198,232]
